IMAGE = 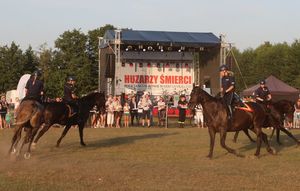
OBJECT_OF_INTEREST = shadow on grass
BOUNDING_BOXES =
[36,132,178,160]
[236,131,300,154]
[86,132,179,149]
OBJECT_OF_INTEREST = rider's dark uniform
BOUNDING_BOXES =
[63,83,78,114]
[221,71,235,118]
[254,86,271,104]
[24,76,44,103]
[254,84,271,112]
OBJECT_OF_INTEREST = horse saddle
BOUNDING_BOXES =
[234,102,254,113]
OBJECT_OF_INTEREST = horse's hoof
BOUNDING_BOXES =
[206,154,213,159]
[247,155,258,159]
[269,148,277,155]
[31,143,36,149]
[81,143,86,147]
[11,148,17,154]
[236,153,245,158]
[24,152,31,159]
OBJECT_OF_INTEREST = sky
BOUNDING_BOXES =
[1,0,300,51]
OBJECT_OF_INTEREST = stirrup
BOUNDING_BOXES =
[70,112,77,117]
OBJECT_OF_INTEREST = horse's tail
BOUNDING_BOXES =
[13,102,40,126]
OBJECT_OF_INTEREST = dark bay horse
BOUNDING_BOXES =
[233,100,300,145]
[33,92,106,148]
[188,86,274,158]
[8,100,44,159]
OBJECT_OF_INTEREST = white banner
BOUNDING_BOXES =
[115,62,193,95]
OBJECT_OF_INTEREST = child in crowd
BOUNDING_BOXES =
[123,102,130,127]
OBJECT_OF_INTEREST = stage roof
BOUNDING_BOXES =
[101,30,220,48]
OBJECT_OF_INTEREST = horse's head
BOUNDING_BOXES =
[188,86,201,109]
[94,91,106,111]
[273,100,295,123]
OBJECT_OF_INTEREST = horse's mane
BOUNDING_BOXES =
[195,86,221,103]
[79,91,104,102]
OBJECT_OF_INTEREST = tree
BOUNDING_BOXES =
[87,24,116,90]
[54,29,92,95]
[0,42,24,92]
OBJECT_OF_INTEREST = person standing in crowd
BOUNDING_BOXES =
[113,96,122,128]
[254,79,272,110]
[178,95,188,128]
[99,106,107,128]
[90,105,99,128]
[220,64,235,119]
[106,96,114,128]
[0,102,3,129]
[0,95,8,128]
[157,96,166,127]
[129,96,138,126]
[294,98,300,129]
[63,76,79,115]
[138,94,152,127]
[24,70,44,102]
[123,102,130,128]
[194,104,204,128]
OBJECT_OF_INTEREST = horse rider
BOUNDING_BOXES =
[63,76,79,115]
[220,64,235,119]
[24,70,44,103]
[254,79,272,111]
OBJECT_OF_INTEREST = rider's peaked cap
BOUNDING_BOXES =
[260,80,266,85]
[219,64,229,71]
[33,70,41,76]
[67,76,76,81]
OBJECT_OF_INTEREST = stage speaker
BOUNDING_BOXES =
[105,54,115,78]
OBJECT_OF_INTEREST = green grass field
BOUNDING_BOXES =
[1,126,300,191]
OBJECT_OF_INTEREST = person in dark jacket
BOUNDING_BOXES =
[63,76,79,115]
[254,79,272,112]
[220,64,235,119]
[24,70,44,102]
[178,95,188,128]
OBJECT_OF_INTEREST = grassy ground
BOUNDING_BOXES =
[1,125,300,191]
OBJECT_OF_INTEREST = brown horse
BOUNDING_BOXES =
[188,86,274,158]
[33,92,106,148]
[233,100,300,145]
[9,92,106,159]
[8,100,44,159]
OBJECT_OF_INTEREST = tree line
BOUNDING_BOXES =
[232,41,300,93]
[0,25,299,97]
[0,24,115,98]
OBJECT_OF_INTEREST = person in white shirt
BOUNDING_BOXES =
[157,96,166,126]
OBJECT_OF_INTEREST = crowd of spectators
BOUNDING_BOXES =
[0,95,20,129]
[89,91,203,128]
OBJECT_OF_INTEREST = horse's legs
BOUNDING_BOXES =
[270,128,275,139]
[56,124,72,147]
[233,131,239,143]
[78,123,86,146]
[276,127,282,145]
[278,126,300,145]
[252,127,263,156]
[33,123,51,145]
[8,126,23,154]
[24,127,40,159]
[17,128,32,156]
[261,131,274,154]
[207,127,216,158]
[244,129,255,142]
[219,127,236,155]
[233,129,255,143]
